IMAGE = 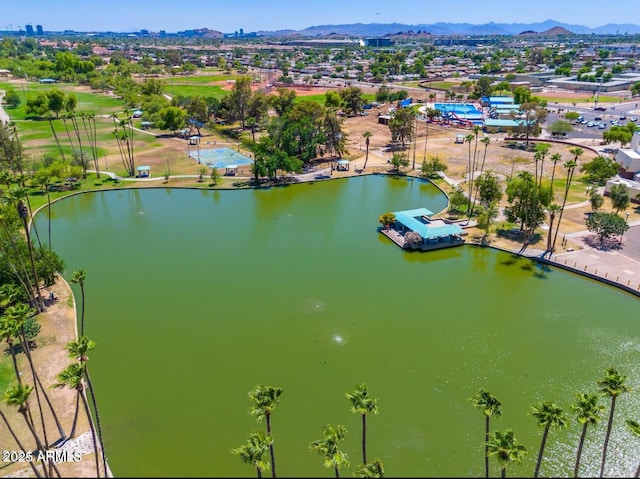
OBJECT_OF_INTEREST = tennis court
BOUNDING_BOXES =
[190,148,253,169]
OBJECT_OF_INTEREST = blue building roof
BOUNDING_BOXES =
[393,208,463,239]
[488,96,515,104]
[484,119,527,128]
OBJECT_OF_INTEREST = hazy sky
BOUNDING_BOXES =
[5,0,639,33]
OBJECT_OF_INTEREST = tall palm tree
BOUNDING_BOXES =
[9,303,67,446]
[66,336,107,476]
[310,424,349,478]
[249,385,283,478]
[545,204,562,255]
[10,188,45,312]
[487,429,527,478]
[232,431,272,478]
[0,308,23,382]
[597,368,631,477]
[530,401,568,477]
[362,131,372,171]
[54,363,101,477]
[0,407,43,478]
[3,383,50,478]
[470,137,491,216]
[469,388,502,478]
[70,270,87,335]
[625,419,640,478]
[354,459,384,478]
[346,383,379,465]
[464,133,475,213]
[572,392,605,478]
[551,159,578,252]
[549,153,562,197]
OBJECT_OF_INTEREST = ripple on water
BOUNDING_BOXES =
[303,299,328,315]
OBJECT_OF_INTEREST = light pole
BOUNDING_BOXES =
[620,212,630,247]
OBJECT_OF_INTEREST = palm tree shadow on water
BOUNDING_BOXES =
[499,253,551,279]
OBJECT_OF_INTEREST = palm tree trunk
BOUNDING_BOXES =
[80,283,86,336]
[600,397,617,478]
[0,409,43,478]
[552,167,575,251]
[48,118,66,162]
[19,409,49,478]
[46,185,52,251]
[80,385,101,478]
[266,413,276,478]
[484,415,490,479]
[21,219,45,312]
[7,340,22,384]
[362,413,367,465]
[21,332,67,442]
[635,462,640,478]
[501,466,506,478]
[85,369,108,476]
[574,423,588,478]
[363,141,369,171]
[256,466,262,478]
[534,425,550,477]
[546,212,556,253]
[69,391,81,438]
[334,464,340,478]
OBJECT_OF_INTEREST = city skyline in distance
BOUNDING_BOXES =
[4,0,640,34]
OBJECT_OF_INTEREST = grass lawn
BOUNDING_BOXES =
[171,74,245,84]
[0,81,126,120]
[168,84,228,99]
[537,94,622,104]
[422,81,461,90]
[294,92,376,106]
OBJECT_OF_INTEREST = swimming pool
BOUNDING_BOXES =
[190,147,253,169]
[433,102,483,118]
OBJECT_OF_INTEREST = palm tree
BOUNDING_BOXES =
[354,459,384,478]
[469,388,503,478]
[551,159,578,252]
[487,429,528,478]
[54,363,101,477]
[9,188,45,312]
[471,137,491,216]
[545,204,562,255]
[346,383,379,465]
[0,407,43,478]
[597,368,631,477]
[9,303,66,446]
[66,336,107,476]
[232,432,272,478]
[249,385,283,478]
[310,424,350,478]
[530,401,568,477]
[549,153,562,197]
[70,270,87,335]
[464,133,475,213]
[362,131,372,171]
[572,392,605,478]
[625,420,640,478]
[3,383,50,478]
[0,308,23,382]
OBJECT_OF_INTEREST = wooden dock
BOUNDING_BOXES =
[379,228,465,251]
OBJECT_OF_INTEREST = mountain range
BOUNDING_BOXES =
[255,19,640,37]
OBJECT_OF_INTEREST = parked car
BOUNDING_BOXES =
[587,121,595,127]
[594,116,602,121]
[598,123,607,129]
[630,117,638,122]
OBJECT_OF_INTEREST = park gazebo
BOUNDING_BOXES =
[136,165,151,178]
[380,207,465,251]
[225,165,238,176]
[336,159,350,171]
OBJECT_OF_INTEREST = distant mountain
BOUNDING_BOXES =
[257,19,640,37]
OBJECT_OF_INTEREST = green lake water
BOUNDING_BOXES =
[36,175,640,477]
